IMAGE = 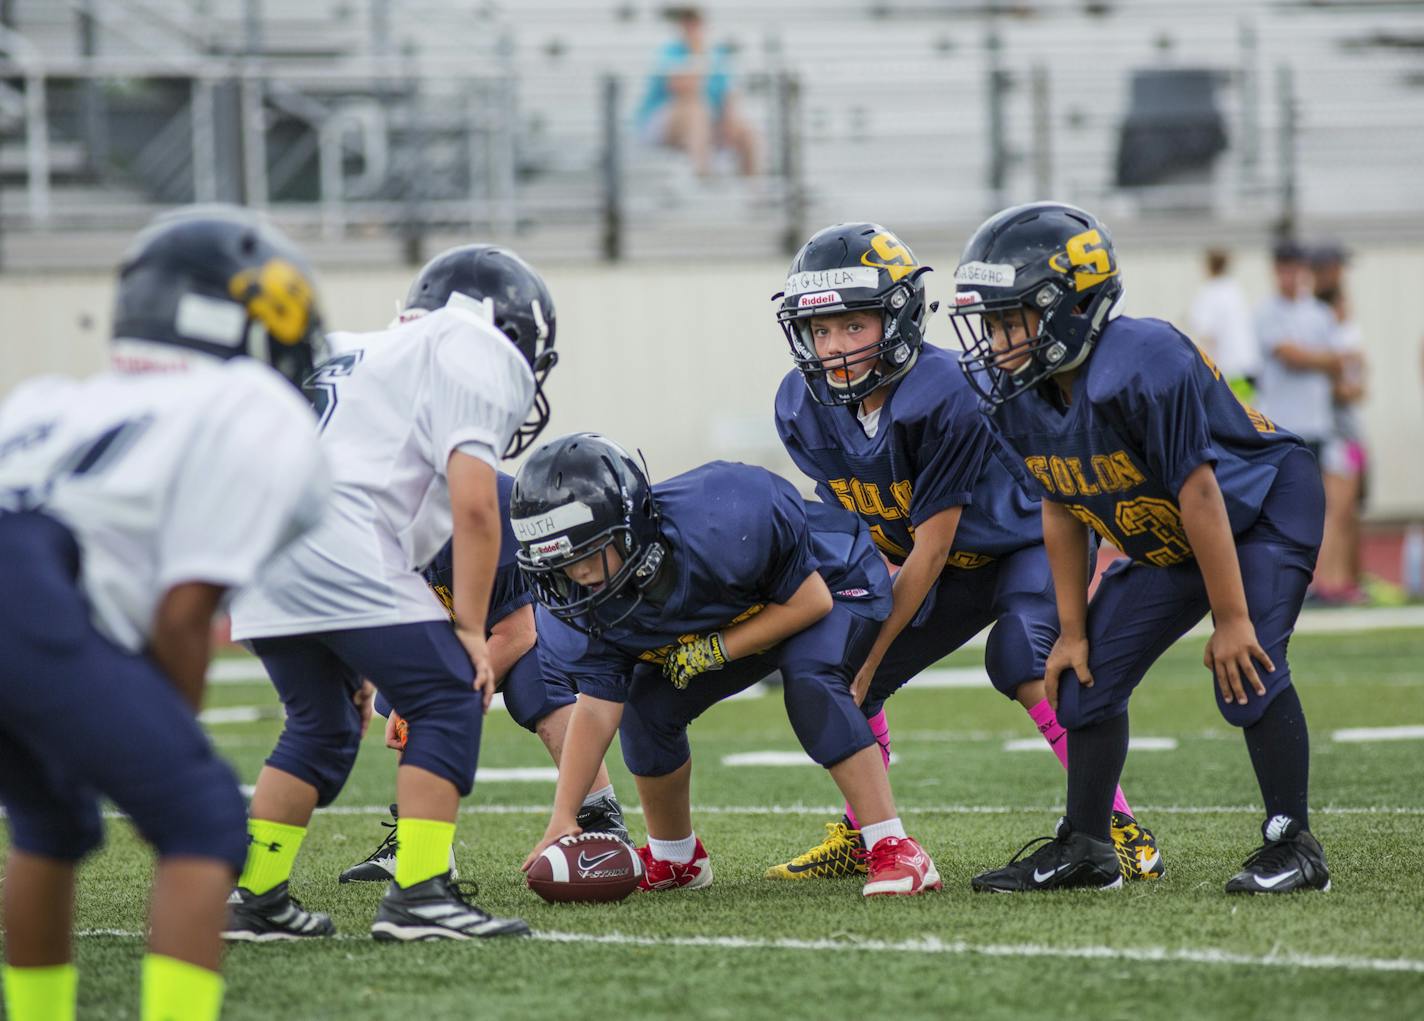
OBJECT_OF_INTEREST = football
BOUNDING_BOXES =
[527,834,642,904]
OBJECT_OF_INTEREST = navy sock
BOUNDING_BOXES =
[1243,685,1311,833]
[1065,711,1129,843]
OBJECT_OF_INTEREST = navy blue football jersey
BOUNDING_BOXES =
[775,343,1041,568]
[422,471,533,627]
[536,461,892,702]
[988,316,1303,567]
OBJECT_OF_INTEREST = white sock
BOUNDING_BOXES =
[648,833,697,863]
[860,817,907,850]
[582,785,615,807]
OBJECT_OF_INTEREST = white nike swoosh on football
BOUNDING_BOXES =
[1032,864,1070,883]
[1253,869,1300,889]
[577,850,621,870]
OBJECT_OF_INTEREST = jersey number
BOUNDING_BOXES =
[302,351,363,431]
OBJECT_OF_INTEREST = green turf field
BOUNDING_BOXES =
[4,627,1424,1019]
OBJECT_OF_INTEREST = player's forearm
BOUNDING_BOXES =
[1042,501,1091,638]
[448,452,500,636]
[1178,463,1251,623]
[863,510,960,663]
[721,572,834,660]
[550,697,622,828]
[486,606,536,684]
[148,582,225,713]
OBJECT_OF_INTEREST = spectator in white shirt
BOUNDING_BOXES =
[1188,248,1260,401]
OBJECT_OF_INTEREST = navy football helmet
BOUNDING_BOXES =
[112,205,327,390]
[948,202,1123,408]
[404,244,558,458]
[774,223,932,406]
[510,433,666,638]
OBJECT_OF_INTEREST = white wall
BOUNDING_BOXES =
[4,245,1423,516]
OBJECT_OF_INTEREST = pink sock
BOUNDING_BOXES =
[1026,699,1134,818]
[844,710,893,831]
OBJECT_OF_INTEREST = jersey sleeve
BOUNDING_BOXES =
[157,369,330,594]
[489,559,534,625]
[756,473,821,605]
[908,389,993,525]
[1122,333,1221,497]
[428,309,536,472]
[534,606,635,703]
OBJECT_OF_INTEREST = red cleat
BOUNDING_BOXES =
[637,839,714,892]
[863,836,942,897]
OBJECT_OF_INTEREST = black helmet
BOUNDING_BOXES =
[947,202,1123,408]
[510,433,665,638]
[773,223,932,406]
[112,205,327,390]
[404,244,558,458]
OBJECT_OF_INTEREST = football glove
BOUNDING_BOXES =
[663,632,728,689]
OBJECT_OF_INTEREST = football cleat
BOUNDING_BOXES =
[337,804,457,883]
[1225,815,1331,894]
[1111,811,1164,880]
[971,818,1123,893]
[637,839,713,892]
[576,794,631,845]
[765,820,868,880]
[371,872,529,941]
[222,882,335,941]
[863,836,942,897]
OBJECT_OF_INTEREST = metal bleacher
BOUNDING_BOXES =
[2,0,1423,267]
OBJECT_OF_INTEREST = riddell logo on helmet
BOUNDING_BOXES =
[955,291,983,306]
[530,536,572,562]
[798,290,842,309]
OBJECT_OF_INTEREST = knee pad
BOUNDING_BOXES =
[1216,674,1291,728]
[782,672,875,767]
[266,719,362,807]
[985,610,1054,699]
[5,801,104,862]
[618,697,691,777]
[499,651,576,733]
[396,685,484,796]
[134,757,250,872]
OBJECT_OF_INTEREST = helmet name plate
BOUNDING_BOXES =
[512,500,595,542]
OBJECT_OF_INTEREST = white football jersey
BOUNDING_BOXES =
[0,361,330,653]
[230,303,535,638]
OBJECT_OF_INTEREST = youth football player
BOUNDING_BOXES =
[516,434,941,897]
[339,471,628,883]
[951,202,1328,893]
[0,208,330,1021]
[769,223,1159,882]
[225,244,558,941]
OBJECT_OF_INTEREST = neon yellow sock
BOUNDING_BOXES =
[236,819,306,895]
[140,955,223,1021]
[3,963,77,1021]
[394,817,456,888]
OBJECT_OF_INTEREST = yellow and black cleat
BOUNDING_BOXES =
[764,821,868,879]
[1111,811,1164,880]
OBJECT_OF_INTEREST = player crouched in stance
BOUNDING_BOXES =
[952,202,1328,894]
[769,223,1160,883]
[0,208,330,1021]
[225,245,558,941]
[339,471,629,883]
[517,434,941,897]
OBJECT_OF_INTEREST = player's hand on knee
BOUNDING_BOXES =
[353,679,377,737]
[522,818,583,872]
[384,710,408,751]
[1205,615,1273,706]
[1044,634,1092,712]
[456,626,496,710]
[851,653,881,706]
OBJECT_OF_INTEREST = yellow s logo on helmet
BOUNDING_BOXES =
[861,232,919,283]
[228,259,314,345]
[1047,229,1118,292]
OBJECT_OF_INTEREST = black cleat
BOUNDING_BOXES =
[338,804,458,884]
[1225,815,1331,894]
[1111,811,1164,880]
[370,872,529,941]
[971,818,1124,893]
[576,794,631,845]
[222,882,335,941]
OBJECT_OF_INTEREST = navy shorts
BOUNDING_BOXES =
[373,643,576,734]
[618,602,881,776]
[1057,446,1324,730]
[0,513,247,868]
[250,620,484,801]
[864,542,1059,715]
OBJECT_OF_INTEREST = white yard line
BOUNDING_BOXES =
[1332,725,1424,743]
[70,928,1424,975]
[1002,736,1178,752]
